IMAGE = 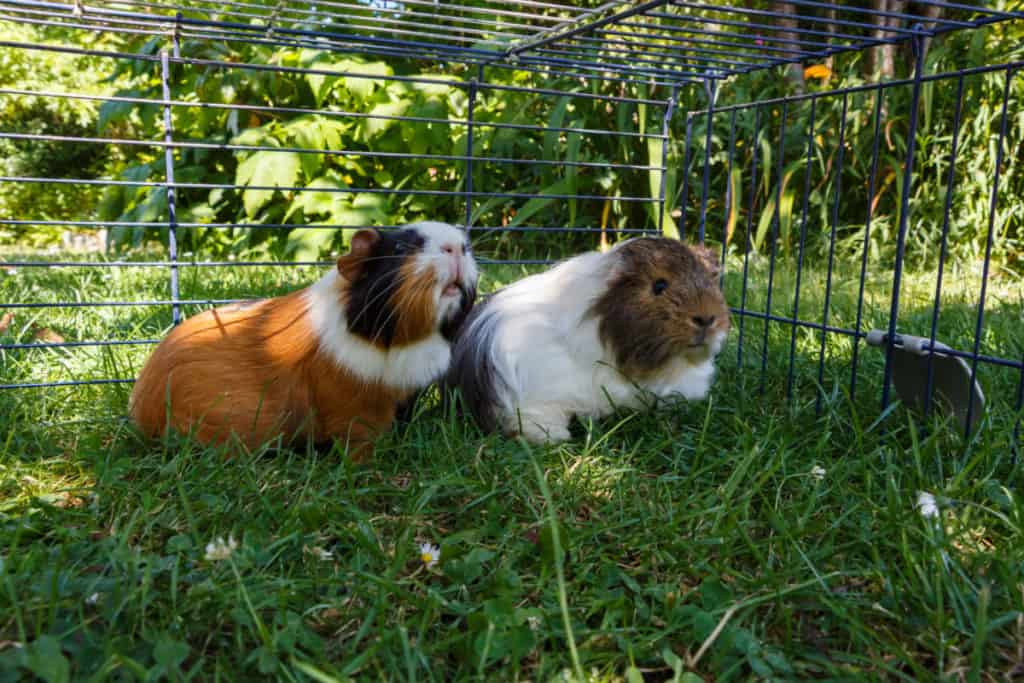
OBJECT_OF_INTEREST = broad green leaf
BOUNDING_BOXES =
[345,61,392,99]
[539,519,569,566]
[362,99,409,139]
[97,89,141,132]
[508,178,574,228]
[647,136,678,238]
[725,167,742,245]
[286,117,325,178]
[287,228,335,260]
[331,193,388,229]
[22,636,69,683]
[286,175,347,221]
[236,151,301,218]
[543,97,569,161]
[319,118,347,151]
[232,126,280,148]
[153,636,189,672]
[565,129,582,226]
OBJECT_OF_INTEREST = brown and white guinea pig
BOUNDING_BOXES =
[446,237,729,444]
[130,221,478,457]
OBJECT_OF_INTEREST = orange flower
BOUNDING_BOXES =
[804,64,832,81]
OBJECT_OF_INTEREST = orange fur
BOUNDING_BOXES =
[130,290,407,458]
[389,262,437,346]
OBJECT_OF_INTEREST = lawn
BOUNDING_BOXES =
[1,247,1022,681]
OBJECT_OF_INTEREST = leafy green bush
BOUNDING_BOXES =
[0,25,130,246]
[2,10,1022,268]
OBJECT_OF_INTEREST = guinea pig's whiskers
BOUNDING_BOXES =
[346,274,407,330]
[367,276,439,349]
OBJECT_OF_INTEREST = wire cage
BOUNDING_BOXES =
[0,0,1021,447]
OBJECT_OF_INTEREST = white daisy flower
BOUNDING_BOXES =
[418,542,440,569]
[916,491,940,519]
[305,546,333,561]
[204,535,239,561]
[810,465,826,481]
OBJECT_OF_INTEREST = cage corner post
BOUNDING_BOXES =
[880,29,926,418]
[160,36,181,327]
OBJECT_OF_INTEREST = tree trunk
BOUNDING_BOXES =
[823,0,836,71]
[917,4,943,65]
[869,0,893,79]
[772,1,804,90]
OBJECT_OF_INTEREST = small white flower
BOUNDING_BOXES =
[916,491,940,519]
[305,546,333,561]
[418,542,440,569]
[810,465,826,481]
[85,592,100,605]
[527,615,542,632]
[204,535,238,561]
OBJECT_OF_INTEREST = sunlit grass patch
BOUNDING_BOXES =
[0,251,1022,680]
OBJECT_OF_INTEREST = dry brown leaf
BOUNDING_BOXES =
[53,495,86,509]
[0,312,12,334]
[32,327,65,343]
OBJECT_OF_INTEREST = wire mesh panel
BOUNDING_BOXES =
[685,58,1023,442]
[0,0,1021,448]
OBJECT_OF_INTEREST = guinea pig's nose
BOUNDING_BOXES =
[693,315,715,328]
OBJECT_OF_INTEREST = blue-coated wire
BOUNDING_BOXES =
[923,75,966,419]
[963,66,1015,437]
[718,107,737,289]
[736,105,761,369]
[880,32,926,414]
[786,96,817,403]
[849,85,884,401]
[758,100,787,396]
[815,92,848,414]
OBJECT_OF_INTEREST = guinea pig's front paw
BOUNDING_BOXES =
[671,361,716,401]
[511,413,572,445]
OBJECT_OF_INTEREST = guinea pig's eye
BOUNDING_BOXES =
[652,279,668,295]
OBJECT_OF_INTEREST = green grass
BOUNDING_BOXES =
[1,248,1023,681]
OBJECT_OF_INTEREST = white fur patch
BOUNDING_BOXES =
[304,221,478,391]
[460,244,726,442]
[305,270,453,391]
[406,221,479,322]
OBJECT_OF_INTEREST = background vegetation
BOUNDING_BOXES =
[1,2,1022,267]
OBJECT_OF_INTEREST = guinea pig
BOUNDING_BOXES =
[446,237,728,444]
[130,221,478,457]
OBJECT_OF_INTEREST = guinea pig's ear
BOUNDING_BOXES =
[690,243,722,279]
[337,229,381,281]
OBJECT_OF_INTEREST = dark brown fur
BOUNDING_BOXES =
[590,238,730,377]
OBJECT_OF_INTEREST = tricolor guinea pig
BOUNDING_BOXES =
[130,221,478,457]
[447,237,729,444]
